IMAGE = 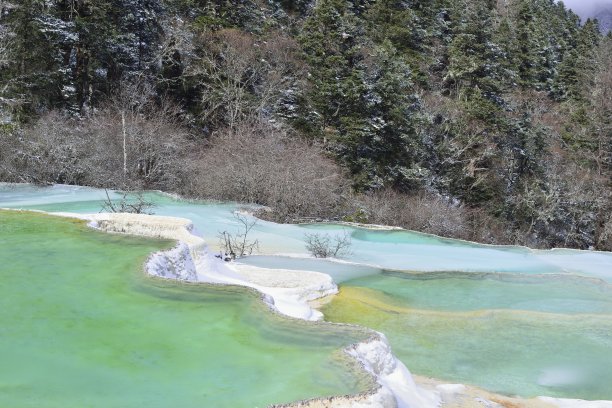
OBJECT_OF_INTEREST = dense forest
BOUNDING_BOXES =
[0,0,610,250]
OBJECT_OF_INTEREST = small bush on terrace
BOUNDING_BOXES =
[304,230,352,258]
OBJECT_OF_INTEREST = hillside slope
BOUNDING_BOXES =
[0,0,610,250]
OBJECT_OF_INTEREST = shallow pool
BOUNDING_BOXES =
[2,183,612,401]
[0,211,370,407]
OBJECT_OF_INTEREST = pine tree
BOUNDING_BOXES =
[552,18,601,101]
[0,0,163,116]
[300,0,424,190]
[493,16,519,88]
[444,2,503,95]
[2,0,68,115]
[365,0,424,54]
[357,41,423,190]
[299,0,367,130]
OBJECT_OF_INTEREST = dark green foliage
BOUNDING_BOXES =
[299,0,423,190]
[0,0,163,116]
[443,2,506,99]
[1,0,610,249]
[552,18,600,101]
[365,0,424,54]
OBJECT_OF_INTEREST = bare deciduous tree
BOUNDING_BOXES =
[0,81,190,191]
[100,189,155,215]
[589,38,612,177]
[218,212,260,259]
[90,79,190,189]
[156,17,196,75]
[186,29,305,128]
[0,111,91,185]
[188,29,259,128]
[187,118,349,222]
[356,188,506,244]
[0,17,24,120]
[304,230,352,258]
[0,24,11,68]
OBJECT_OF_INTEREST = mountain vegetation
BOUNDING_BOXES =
[0,0,610,250]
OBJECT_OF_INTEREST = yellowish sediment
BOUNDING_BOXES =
[330,286,612,322]
[415,376,558,408]
[279,375,563,408]
[21,210,610,408]
[273,391,394,408]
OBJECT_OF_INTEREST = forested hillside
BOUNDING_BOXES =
[0,0,610,250]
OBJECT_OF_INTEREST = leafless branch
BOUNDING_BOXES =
[100,189,156,214]
[217,212,260,259]
[304,230,352,258]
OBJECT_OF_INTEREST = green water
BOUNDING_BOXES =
[322,273,612,400]
[343,272,612,314]
[0,211,371,408]
[2,184,612,401]
[3,183,611,280]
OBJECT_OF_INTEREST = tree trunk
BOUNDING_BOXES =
[122,111,127,179]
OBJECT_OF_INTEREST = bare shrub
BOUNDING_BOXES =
[0,81,190,190]
[88,80,190,189]
[218,212,260,259]
[510,158,610,249]
[357,189,466,236]
[0,112,91,185]
[304,230,352,258]
[599,213,612,252]
[100,189,155,215]
[356,189,506,244]
[187,118,350,222]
